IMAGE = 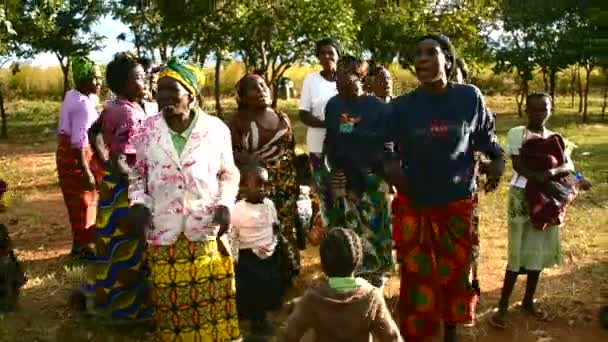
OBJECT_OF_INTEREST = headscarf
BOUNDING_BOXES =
[158,58,205,95]
[71,56,98,85]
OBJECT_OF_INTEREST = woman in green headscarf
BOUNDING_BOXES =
[56,56,103,258]
[129,58,242,341]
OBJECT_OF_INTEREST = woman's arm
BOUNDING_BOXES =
[216,123,241,235]
[299,110,325,128]
[298,75,326,128]
[70,102,96,189]
[472,89,505,182]
[370,289,404,342]
[285,291,314,342]
[88,118,108,164]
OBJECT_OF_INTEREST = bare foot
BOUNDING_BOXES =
[489,309,508,329]
[522,303,549,321]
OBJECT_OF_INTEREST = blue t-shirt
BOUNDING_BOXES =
[324,94,390,189]
[389,84,501,206]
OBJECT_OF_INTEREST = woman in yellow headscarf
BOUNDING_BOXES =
[129,58,242,341]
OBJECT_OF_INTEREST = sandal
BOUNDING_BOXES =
[522,304,549,321]
[489,311,508,329]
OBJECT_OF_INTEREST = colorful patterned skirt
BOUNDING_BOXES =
[81,172,154,322]
[267,154,302,282]
[56,134,101,248]
[324,173,393,286]
[394,198,477,341]
[148,235,241,342]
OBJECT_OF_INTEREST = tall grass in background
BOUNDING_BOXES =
[0,62,605,100]
[0,65,64,100]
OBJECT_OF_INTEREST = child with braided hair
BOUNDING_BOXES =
[285,228,402,342]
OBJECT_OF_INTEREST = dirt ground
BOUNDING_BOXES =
[0,140,606,342]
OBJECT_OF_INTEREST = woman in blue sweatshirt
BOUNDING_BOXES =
[389,35,504,342]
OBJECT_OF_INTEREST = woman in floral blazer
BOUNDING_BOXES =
[129,59,242,341]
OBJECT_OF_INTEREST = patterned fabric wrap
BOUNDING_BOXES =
[148,235,241,342]
[72,56,98,84]
[158,58,205,95]
[307,153,330,245]
[81,171,154,322]
[323,172,393,285]
[56,134,101,247]
[394,198,477,340]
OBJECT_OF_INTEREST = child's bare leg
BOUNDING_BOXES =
[522,270,548,320]
[490,270,519,328]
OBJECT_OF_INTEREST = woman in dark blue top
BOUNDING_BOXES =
[322,58,393,288]
[389,35,504,342]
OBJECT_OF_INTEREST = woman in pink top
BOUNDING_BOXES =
[70,52,155,323]
[56,56,102,258]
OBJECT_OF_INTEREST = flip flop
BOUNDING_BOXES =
[489,312,507,329]
[522,305,549,321]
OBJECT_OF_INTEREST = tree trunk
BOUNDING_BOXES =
[271,79,279,109]
[60,58,70,95]
[159,46,168,63]
[516,78,529,117]
[583,66,592,122]
[577,67,583,113]
[570,67,576,108]
[542,69,549,91]
[0,87,7,139]
[214,50,223,118]
[602,82,607,118]
[549,69,557,108]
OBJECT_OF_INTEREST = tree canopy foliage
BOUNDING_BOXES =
[3,0,604,119]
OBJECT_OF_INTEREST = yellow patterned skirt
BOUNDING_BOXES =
[147,235,241,342]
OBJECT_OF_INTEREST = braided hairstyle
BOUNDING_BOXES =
[320,228,363,277]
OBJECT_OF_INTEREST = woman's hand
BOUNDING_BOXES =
[578,178,592,191]
[83,172,96,190]
[214,205,231,236]
[485,158,505,186]
[129,204,153,233]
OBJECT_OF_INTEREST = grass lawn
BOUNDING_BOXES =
[0,95,606,341]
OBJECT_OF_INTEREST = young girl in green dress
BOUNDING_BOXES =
[490,92,591,328]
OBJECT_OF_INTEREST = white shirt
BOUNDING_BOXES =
[230,198,278,261]
[299,72,338,154]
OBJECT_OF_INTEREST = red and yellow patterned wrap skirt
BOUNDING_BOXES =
[393,197,477,341]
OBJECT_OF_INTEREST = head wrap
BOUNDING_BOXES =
[71,56,98,84]
[158,58,205,95]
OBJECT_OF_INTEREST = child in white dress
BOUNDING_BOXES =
[231,160,285,335]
